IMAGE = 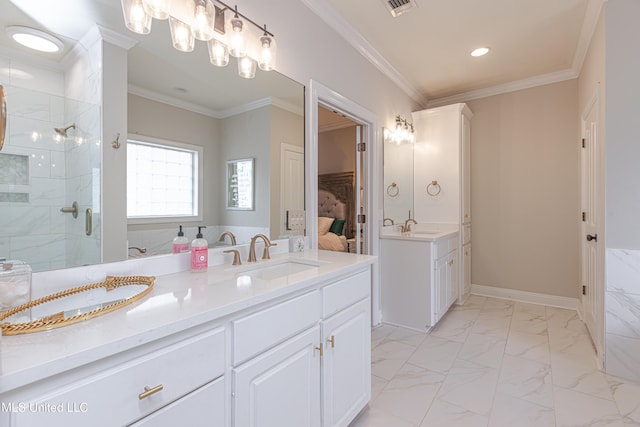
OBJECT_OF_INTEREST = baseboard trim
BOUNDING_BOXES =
[471,284,579,311]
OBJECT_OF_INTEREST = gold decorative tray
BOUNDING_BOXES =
[0,275,155,335]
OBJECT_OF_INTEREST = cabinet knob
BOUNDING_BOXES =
[315,343,324,357]
[326,335,335,348]
[138,384,164,400]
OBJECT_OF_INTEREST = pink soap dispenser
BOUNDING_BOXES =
[191,226,208,272]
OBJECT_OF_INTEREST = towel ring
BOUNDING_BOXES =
[426,180,441,196]
[386,182,399,198]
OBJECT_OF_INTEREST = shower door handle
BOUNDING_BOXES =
[85,208,92,236]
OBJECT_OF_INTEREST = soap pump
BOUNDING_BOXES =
[191,226,208,272]
[172,225,189,253]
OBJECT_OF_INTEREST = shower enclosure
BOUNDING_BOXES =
[0,47,102,272]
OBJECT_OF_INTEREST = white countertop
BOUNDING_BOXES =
[380,223,459,242]
[0,250,376,394]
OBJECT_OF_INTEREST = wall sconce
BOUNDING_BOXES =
[121,0,276,79]
[384,115,414,144]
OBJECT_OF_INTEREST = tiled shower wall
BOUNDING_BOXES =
[605,248,640,382]
[0,42,101,272]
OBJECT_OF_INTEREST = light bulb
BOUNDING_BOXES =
[142,0,170,19]
[208,39,229,66]
[228,16,246,58]
[169,17,195,52]
[122,0,152,35]
[257,33,276,71]
[192,0,214,41]
[238,56,256,79]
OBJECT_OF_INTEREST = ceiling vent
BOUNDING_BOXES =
[382,0,418,17]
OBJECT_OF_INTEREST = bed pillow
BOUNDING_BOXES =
[318,216,335,235]
[329,219,346,236]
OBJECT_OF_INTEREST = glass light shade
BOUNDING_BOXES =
[192,0,215,41]
[227,16,247,58]
[121,0,152,35]
[237,56,256,79]
[257,34,276,71]
[208,39,229,67]
[142,0,170,19]
[169,17,195,52]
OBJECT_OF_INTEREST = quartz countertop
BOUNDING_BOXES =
[380,223,459,242]
[0,250,376,394]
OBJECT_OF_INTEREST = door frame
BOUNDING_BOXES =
[580,85,605,368]
[305,79,382,325]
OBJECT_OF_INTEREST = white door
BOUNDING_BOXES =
[233,327,321,427]
[281,143,305,236]
[581,90,603,360]
[321,300,370,427]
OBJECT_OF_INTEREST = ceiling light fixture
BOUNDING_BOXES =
[121,0,276,79]
[471,47,490,57]
[6,26,64,53]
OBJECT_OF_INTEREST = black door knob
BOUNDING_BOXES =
[586,234,598,242]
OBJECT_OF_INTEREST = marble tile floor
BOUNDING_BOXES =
[350,295,640,427]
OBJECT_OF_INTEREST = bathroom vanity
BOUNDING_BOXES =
[380,228,459,331]
[0,250,375,427]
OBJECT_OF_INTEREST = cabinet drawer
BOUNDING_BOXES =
[463,224,471,245]
[233,290,321,366]
[131,377,225,427]
[435,233,458,259]
[322,270,370,317]
[11,328,225,427]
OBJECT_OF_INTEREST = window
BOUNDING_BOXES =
[127,136,202,222]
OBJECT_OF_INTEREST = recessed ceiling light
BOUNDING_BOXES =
[6,26,63,53]
[471,47,490,57]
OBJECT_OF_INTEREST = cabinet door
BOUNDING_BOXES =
[434,256,448,323]
[321,299,370,427]
[463,244,471,300]
[131,377,225,427]
[447,251,459,307]
[233,326,321,427]
[462,114,471,224]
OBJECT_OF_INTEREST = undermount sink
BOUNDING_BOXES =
[240,260,319,280]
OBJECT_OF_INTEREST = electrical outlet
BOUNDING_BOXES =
[289,236,305,252]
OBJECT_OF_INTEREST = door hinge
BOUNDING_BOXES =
[357,142,366,152]
[357,214,366,224]
[582,138,585,148]
[582,285,587,296]
[582,212,586,222]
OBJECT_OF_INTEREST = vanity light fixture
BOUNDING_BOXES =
[6,26,64,53]
[121,0,276,78]
[385,115,414,144]
[471,47,490,57]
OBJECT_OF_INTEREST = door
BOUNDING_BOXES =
[355,125,367,254]
[281,143,305,236]
[321,300,370,427]
[233,327,321,427]
[581,90,603,359]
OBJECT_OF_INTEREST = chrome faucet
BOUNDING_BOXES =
[383,218,394,226]
[218,231,237,246]
[248,234,277,262]
[403,218,417,233]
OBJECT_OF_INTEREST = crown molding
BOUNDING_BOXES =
[572,0,606,74]
[427,68,578,107]
[301,0,428,108]
[95,25,138,51]
[319,119,356,133]
[128,84,223,118]
[270,97,304,116]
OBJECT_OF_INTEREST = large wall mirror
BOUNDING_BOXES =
[383,128,414,226]
[0,0,304,272]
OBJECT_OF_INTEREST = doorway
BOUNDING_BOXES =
[305,80,382,324]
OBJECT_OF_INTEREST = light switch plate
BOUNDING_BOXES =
[287,210,306,231]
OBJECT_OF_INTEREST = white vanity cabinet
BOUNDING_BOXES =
[381,232,459,331]
[232,270,371,427]
[413,103,472,303]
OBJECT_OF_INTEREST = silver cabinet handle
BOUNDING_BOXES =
[85,208,92,236]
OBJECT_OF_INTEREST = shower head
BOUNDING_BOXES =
[54,123,76,137]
